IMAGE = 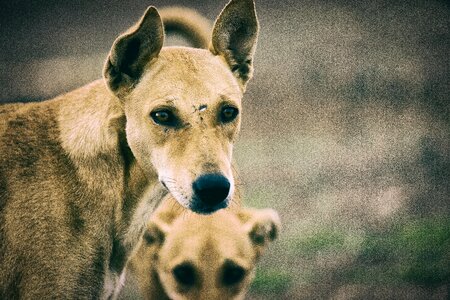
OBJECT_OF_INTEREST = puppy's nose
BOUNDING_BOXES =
[192,174,230,207]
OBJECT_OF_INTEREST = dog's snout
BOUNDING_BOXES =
[193,174,230,208]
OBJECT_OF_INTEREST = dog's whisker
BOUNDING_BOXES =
[168,198,178,213]
[229,199,238,208]
[175,203,184,215]
[232,164,243,180]
[181,209,190,221]
[161,176,177,182]
[163,180,177,185]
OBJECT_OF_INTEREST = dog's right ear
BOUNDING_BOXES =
[210,0,259,89]
[237,208,281,259]
[104,7,164,98]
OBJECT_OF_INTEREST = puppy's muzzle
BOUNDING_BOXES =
[192,173,230,212]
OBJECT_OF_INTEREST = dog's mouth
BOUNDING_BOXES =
[189,198,229,215]
[160,173,232,214]
[161,180,169,190]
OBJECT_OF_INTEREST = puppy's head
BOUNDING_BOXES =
[139,205,280,300]
[103,0,258,214]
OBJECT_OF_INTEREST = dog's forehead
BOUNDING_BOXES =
[164,212,253,264]
[133,47,242,106]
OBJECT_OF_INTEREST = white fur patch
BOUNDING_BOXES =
[124,183,168,251]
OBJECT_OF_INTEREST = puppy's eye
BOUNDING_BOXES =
[222,265,245,286]
[150,110,177,127]
[173,263,196,286]
[220,106,239,123]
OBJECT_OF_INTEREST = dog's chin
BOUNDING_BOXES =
[188,198,229,215]
[160,181,230,214]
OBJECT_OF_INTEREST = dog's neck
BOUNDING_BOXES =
[57,79,167,271]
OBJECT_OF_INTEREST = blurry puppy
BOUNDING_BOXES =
[126,196,280,300]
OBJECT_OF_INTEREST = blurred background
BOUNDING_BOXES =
[1,0,449,299]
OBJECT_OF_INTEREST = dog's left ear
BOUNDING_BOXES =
[142,221,167,247]
[104,6,164,98]
[142,199,180,246]
[210,0,259,88]
[238,208,281,259]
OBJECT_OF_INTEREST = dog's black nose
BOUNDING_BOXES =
[192,174,230,208]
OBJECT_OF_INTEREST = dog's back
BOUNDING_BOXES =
[0,99,65,213]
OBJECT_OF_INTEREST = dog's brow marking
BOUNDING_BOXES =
[165,96,178,104]
[145,94,176,104]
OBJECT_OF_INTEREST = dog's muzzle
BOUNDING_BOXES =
[191,173,230,213]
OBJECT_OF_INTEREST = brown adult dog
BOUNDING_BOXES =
[125,196,280,300]
[0,0,258,298]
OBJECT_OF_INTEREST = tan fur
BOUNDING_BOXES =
[0,0,258,298]
[127,196,280,300]
[159,7,212,49]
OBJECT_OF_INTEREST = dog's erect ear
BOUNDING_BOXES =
[210,0,259,88]
[238,208,281,259]
[104,6,164,97]
[142,200,180,246]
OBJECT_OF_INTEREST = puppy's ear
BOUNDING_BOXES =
[104,6,164,97]
[142,199,180,246]
[210,0,259,88]
[142,220,168,246]
[238,208,281,259]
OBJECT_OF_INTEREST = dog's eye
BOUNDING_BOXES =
[173,263,196,286]
[220,106,239,123]
[222,265,245,286]
[150,110,177,127]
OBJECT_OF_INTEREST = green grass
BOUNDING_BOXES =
[345,217,450,285]
[292,227,348,259]
[397,218,450,285]
[251,268,293,294]
[274,217,450,287]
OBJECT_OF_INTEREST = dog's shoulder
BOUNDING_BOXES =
[0,79,125,207]
[57,79,125,160]
[0,80,120,163]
